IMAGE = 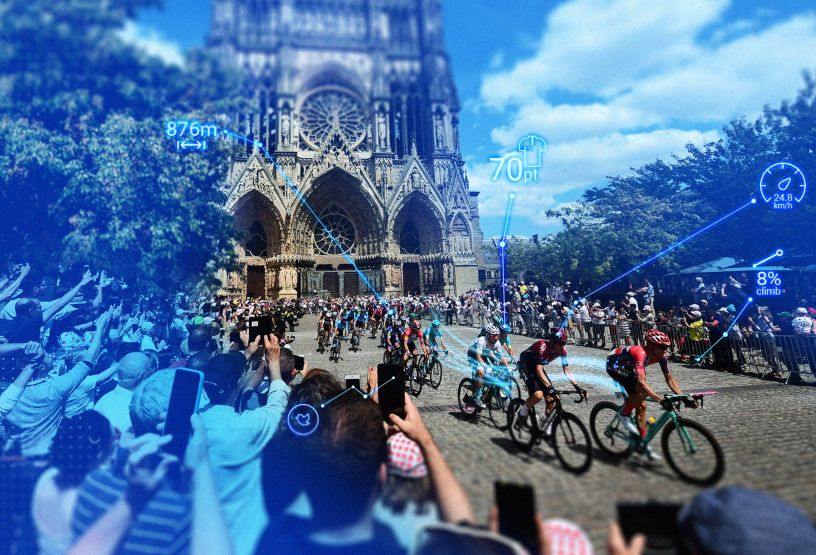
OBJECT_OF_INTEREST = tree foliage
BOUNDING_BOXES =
[0,0,250,294]
[508,73,816,291]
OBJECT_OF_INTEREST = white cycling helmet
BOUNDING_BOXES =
[484,324,500,335]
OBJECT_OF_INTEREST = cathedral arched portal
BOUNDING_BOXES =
[391,192,448,295]
[291,168,384,297]
[229,191,284,298]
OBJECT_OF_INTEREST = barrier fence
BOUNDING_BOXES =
[442,309,815,385]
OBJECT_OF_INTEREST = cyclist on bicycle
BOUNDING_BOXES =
[424,319,449,354]
[334,312,348,339]
[467,324,508,409]
[515,328,586,429]
[480,316,515,360]
[403,318,429,364]
[353,304,368,334]
[606,329,697,453]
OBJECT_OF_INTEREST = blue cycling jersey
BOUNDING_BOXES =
[424,326,443,346]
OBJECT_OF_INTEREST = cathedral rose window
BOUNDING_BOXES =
[299,87,368,149]
[313,205,357,255]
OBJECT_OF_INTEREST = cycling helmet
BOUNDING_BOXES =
[432,319,441,327]
[546,327,568,344]
[645,329,671,347]
[500,322,512,334]
[484,324,500,335]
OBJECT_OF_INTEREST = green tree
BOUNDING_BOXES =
[0,0,250,294]
[509,74,816,291]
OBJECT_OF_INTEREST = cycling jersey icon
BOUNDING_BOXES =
[517,135,547,168]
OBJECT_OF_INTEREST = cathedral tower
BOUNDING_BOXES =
[212,0,485,298]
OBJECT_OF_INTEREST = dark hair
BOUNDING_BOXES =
[381,474,434,514]
[51,411,112,489]
[188,327,213,352]
[299,396,388,527]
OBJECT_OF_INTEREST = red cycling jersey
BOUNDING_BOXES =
[526,340,568,365]
[404,328,424,341]
[610,345,670,377]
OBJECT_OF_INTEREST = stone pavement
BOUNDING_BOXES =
[290,316,816,549]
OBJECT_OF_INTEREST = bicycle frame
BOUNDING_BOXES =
[609,392,700,454]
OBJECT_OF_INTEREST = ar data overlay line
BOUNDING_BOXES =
[696,297,754,362]
[499,193,515,325]
[222,130,386,304]
[578,198,757,302]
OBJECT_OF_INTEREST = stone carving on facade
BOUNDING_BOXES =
[376,111,388,150]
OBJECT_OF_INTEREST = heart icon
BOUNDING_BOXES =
[295,413,311,427]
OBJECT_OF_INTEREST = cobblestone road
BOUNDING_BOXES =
[290,316,816,549]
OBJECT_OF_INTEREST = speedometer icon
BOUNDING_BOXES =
[759,162,806,205]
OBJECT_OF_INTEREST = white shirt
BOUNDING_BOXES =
[94,385,134,435]
[200,380,289,555]
[0,298,58,320]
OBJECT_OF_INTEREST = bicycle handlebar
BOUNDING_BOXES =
[556,389,589,404]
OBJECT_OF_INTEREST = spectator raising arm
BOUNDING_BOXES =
[0,342,41,421]
[42,269,95,323]
[53,308,113,397]
[389,394,475,524]
[0,263,29,302]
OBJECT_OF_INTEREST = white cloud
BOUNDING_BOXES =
[118,21,185,67]
[472,0,816,231]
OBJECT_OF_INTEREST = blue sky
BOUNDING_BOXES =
[134,1,816,238]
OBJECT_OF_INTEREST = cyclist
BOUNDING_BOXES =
[353,304,368,336]
[515,328,586,430]
[605,328,697,458]
[467,324,508,409]
[334,311,348,340]
[385,318,404,360]
[403,317,429,364]
[424,319,449,354]
[480,316,515,360]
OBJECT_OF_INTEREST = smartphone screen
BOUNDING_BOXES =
[248,316,272,342]
[495,482,538,553]
[345,375,361,390]
[293,355,305,371]
[377,363,405,421]
[163,368,204,458]
[617,502,683,554]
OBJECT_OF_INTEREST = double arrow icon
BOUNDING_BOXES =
[176,140,208,150]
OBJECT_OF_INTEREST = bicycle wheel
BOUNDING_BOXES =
[457,378,479,418]
[589,401,635,458]
[551,411,592,474]
[661,418,725,486]
[429,360,443,389]
[406,362,423,397]
[507,398,537,451]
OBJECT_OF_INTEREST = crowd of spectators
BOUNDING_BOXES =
[1,261,814,554]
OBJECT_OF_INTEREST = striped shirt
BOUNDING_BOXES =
[71,463,191,554]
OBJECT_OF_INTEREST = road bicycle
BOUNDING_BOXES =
[589,392,724,485]
[329,334,345,362]
[350,325,364,351]
[383,346,403,365]
[404,351,426,397]
[507,390,592,474]
[457,363,522,430]
[421,347,447,389]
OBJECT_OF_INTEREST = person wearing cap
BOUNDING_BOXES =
[704,307,729,370]
[678,486,816,554]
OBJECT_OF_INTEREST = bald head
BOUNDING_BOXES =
[118,352,150,390]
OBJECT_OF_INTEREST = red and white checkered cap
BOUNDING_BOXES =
[543,518,594,555]
[386,432,428,479]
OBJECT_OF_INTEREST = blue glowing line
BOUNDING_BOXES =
[752,249,784,268]
[581,199,756,300]
[222,130,387,305]
[369,376,395,397]
[499,194,515,325]
[319,386,357,409]
[696,297,753,361]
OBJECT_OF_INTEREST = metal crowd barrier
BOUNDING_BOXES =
[564,319,814,384]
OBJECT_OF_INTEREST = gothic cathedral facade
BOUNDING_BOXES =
[212,0,485,299]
